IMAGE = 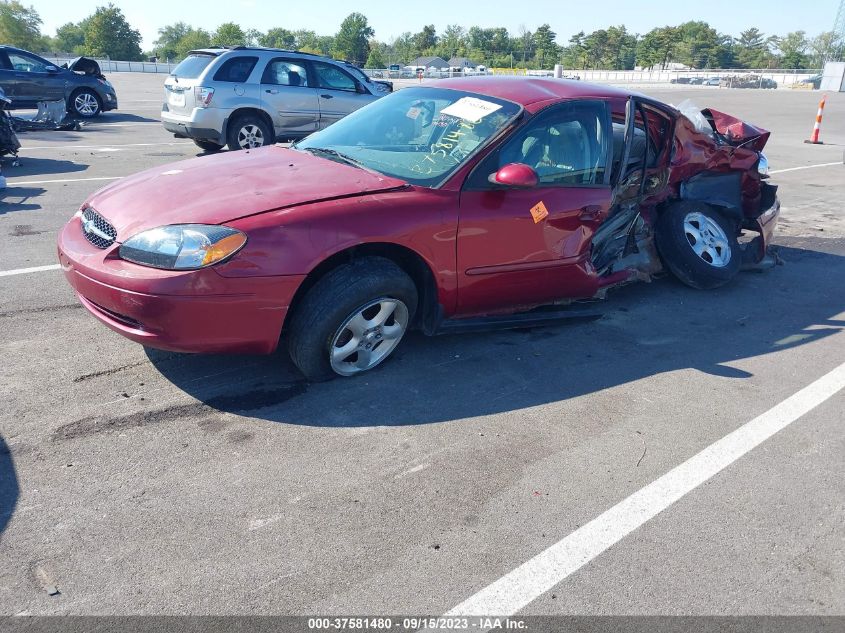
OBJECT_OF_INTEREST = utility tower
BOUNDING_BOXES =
[834,0,845,61]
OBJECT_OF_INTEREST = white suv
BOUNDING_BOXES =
[161,47,391,152]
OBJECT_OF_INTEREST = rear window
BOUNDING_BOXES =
[171,54,215,79]
[213,56,258,83]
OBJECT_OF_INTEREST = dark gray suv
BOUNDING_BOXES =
[0,46,118,118]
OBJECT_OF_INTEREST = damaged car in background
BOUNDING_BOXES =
[0,46,117,118]
[58,77,779,380]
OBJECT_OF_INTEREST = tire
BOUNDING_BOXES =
[226,113,273,151]
[655,201,741,290]
[287,257,418,381]
[69,89,102,118]
[193,139,224,153]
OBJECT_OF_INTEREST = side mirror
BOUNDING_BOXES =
[488,163,538,188]
[45,65,59,73]
[356,81,369,94]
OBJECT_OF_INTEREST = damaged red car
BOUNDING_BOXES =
[57,77,779,380]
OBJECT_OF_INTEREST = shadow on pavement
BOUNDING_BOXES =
[147,238,845,428]
[0,186,47,214]
[0,436,19,536]
[4,156,87,179]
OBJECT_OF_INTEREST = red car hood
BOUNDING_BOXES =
[85,146,408,240]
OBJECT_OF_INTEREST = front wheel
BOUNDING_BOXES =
[69,89,101,118]
[655,201,741,290]
[286,257,418,381]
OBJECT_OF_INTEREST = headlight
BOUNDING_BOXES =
[757,152,769,177]
[119,224,247,270]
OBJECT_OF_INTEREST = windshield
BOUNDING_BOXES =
[295,87,521,187]
[344,64,370,83]
[171,54,215,79]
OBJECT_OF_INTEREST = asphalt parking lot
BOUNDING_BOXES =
[0,74,843,620]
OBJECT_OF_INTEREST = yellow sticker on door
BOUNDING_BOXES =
[530,201,549,223]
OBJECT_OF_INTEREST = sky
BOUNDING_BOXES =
[34,0,843,51]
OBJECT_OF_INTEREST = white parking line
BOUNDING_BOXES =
[770,161,841,174]
[0,264,61,277]
[21,141,191,151]
[441,360,845,619]
[8,176,122,186]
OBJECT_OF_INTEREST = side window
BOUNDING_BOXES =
[7,52,49,73]
[0,53,11,71]
[213,56,258,83]
[497,101,608,186]
[313,62,357,92]
[261,59,309,87]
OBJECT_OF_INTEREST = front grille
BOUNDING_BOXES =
[80,207,117,249]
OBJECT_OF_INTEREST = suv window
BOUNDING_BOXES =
[495,101,609,186]
[171,54,216,79]
[7,51,49,73]
[261,59,309,87]
[213,56,258,83]
[312,62,357,92]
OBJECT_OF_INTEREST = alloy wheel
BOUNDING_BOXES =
[74,92,99,116]
[329,298,409,376]
[683,211,732,267]
[237,124,265,149]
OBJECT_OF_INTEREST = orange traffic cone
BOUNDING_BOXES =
[804,94,826,144]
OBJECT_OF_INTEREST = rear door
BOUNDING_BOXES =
[5,50,64,104]
[259,57,320,136]
[457,100,614,314]
[309,60,378,129]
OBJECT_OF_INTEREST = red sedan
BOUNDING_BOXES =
[58,77,779,380]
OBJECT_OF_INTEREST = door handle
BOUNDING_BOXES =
[265,89,279,94]
[320,94,333,99]
[578,205,603,221]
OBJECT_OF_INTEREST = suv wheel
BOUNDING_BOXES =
[70,89,101,118]
[226,114,273,151]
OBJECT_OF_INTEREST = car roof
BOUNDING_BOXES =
[428,76,641,108]
[188,46,334,60]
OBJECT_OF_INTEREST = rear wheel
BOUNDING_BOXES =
[69,89,101,118]
[193,139,224,153]
[655,201,741,290]
[226,114,273,151]
[286,257,418,381]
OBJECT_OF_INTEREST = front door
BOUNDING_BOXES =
[310,61,376,129]
[4,50,64,105]
[457,100,614,315]
[259,57,320,137]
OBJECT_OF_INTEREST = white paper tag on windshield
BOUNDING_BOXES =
[441,97,502,122]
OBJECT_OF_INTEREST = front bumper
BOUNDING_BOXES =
[57,218,304,355]
[101,90,118,111]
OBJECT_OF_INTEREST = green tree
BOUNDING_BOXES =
[808,31,841,66]
[54,21,85,54]
[333,12,373,64]
[82,4,143,60]
[212,22,247,47]
[439,24,466,59]
[774,31,808,68]
[0,0,43,50]
[413,24,437,54]
[533,24,559,68]
[637,26,681,69]
[365,45,385,68]
[390,31,415,64]
[173,28,211,60]
[260,27,296,49]
[154,21,190,60]
[736,27,769,67]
